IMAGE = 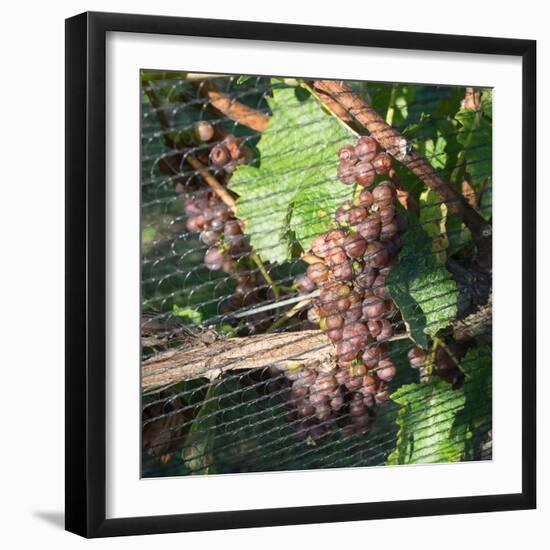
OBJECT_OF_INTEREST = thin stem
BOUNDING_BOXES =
[385,84,399,126]
[267,296,312,333]
[432,336,466,375]
[185,154,237,213]
[250,252,279,302]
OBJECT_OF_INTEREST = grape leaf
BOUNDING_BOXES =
[452,346,492,459]
[386,221,458,348]
[424,131,448,171]
[229,87,355,263]
[387,379,466,465]
[455,92,492,220]
[182,383,219,475]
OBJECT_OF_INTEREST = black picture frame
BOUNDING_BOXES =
[65,11,536,538]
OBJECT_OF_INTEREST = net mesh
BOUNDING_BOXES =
[140,73,492,477]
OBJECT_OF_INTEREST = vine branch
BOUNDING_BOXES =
[313,80,492,269]
[197,80,270,132]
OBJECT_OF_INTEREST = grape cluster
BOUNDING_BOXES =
[160,122,252,194]
[209,134,252,174]
[283,136,408,440]
[183,191,265,323]
[336,135,393,186]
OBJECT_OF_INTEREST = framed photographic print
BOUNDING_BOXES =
[65,11,536,538]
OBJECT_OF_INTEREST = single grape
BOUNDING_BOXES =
[379,205,396,225]
[356,268,377,289]
[336,339,359,363]
[185,216,204,232]
[343,292,363,322]
[330,393,345,411]
[311,234,330,258]
[354,135,379,162]
[295,273,316,293]
[338,161,356,185]
[204,247,226,270]
[362,294,386,320]
[316,374,337,395]
[210,218,224,232]
[224,219,243,236]
[408,347,427,369]
[307,262,330,284]
[372,273,391,300]
[296,401,316,418]
[209,143,231,167]
[335,367,350,386]
[325,229,346,249]
[356,189,374,208]
[332,260,354,282]
[342,322,370,349]
[376,358,397,381]
[352,413,373,432]
[362,346,383,368]
[221,259,237,273]
[362,374,378,394]
[315,403,332,421]
[335,202,352,225]
[326,314,344,330]
[373,181,396,206]
[183,195,208,216]
[380,220,399,241]
[347,206,368,226]
[367,319,382,339]
[307,305,321,324]
[326,247,347,268]
[356,217,381,242]
[364,241,390,269]
[298,368,317,387]
[363,394,375,408]
[290,380,308,400]
[376,319,393,341]
[372,152,392,174]
[375,387,391,405]
[222,134,242,160]
[338,144,357,163]
[200,229,221,246]
[349,396,367,417]
[309,391,329,407]
[354,160,376,187]
[194,121,215,142]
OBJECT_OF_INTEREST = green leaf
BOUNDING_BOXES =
[424,132,447,171]
[480,89,492,119]
[172,305,202,325]
[455,95,492,220]
[236,75,253,85]
[386,221,458,347]
[387,379,466,465]
[229,87,355,263]
[453,346,492,459]
[446,213,472,256]
[182,383,219,475]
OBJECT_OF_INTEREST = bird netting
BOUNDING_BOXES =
[140,72,492,477]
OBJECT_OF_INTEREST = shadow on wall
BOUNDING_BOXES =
[32,511,65,530]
